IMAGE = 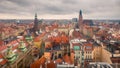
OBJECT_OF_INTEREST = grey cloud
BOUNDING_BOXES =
[0,0,120,19]
[0,0,30,14]
[61,0,79,4]
[7,0,31,6]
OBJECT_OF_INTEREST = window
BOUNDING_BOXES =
[89,52,91,54]
[88,55,89,59]
[89,56,91,59]
[86,56,87,59]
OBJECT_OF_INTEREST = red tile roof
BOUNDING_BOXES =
[84,43,93,51]
[0,46,7,52]
[30,56,46,68]
[45,43,52,49]
[34,32,46,42]
[55,58,63,63]
[0,54,7,65]
[0,40,4,46]
[63,54,73,64]
[46,60,56,68]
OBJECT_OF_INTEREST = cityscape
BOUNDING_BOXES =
[0,0,120,68]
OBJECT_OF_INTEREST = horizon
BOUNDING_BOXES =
[0,18,120,20]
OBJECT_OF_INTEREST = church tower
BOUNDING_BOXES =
[79,10,83,32]
[33,13,39,36]
[34,13,38,30]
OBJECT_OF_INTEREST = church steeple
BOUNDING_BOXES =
[34,13,38,28]
[79,9,83,32]
[79,10,83,25]
[35,13,37,18]
[79,10,82,16]
[33,13,39,36]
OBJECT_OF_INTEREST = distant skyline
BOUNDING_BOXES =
[0,0,120,19]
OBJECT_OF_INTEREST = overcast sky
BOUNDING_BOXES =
[0,0,120,19]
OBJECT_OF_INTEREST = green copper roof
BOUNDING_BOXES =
[74,46,80,50]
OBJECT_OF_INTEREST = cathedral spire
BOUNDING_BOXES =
[34,13,38,25]
[33,13,39,36]
[79,9,83,33]
[35,13,37,18]
[79,10,82,16]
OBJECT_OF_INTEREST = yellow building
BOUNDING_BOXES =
[93,46,102,62]
[93,46,112,64]
[34,40,42,48]
[82,26,94,38]
[101,48,112,64]
[57,27,69,35]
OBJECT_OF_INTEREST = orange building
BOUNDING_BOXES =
[63,54,73,64]
[30,56,46,68]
